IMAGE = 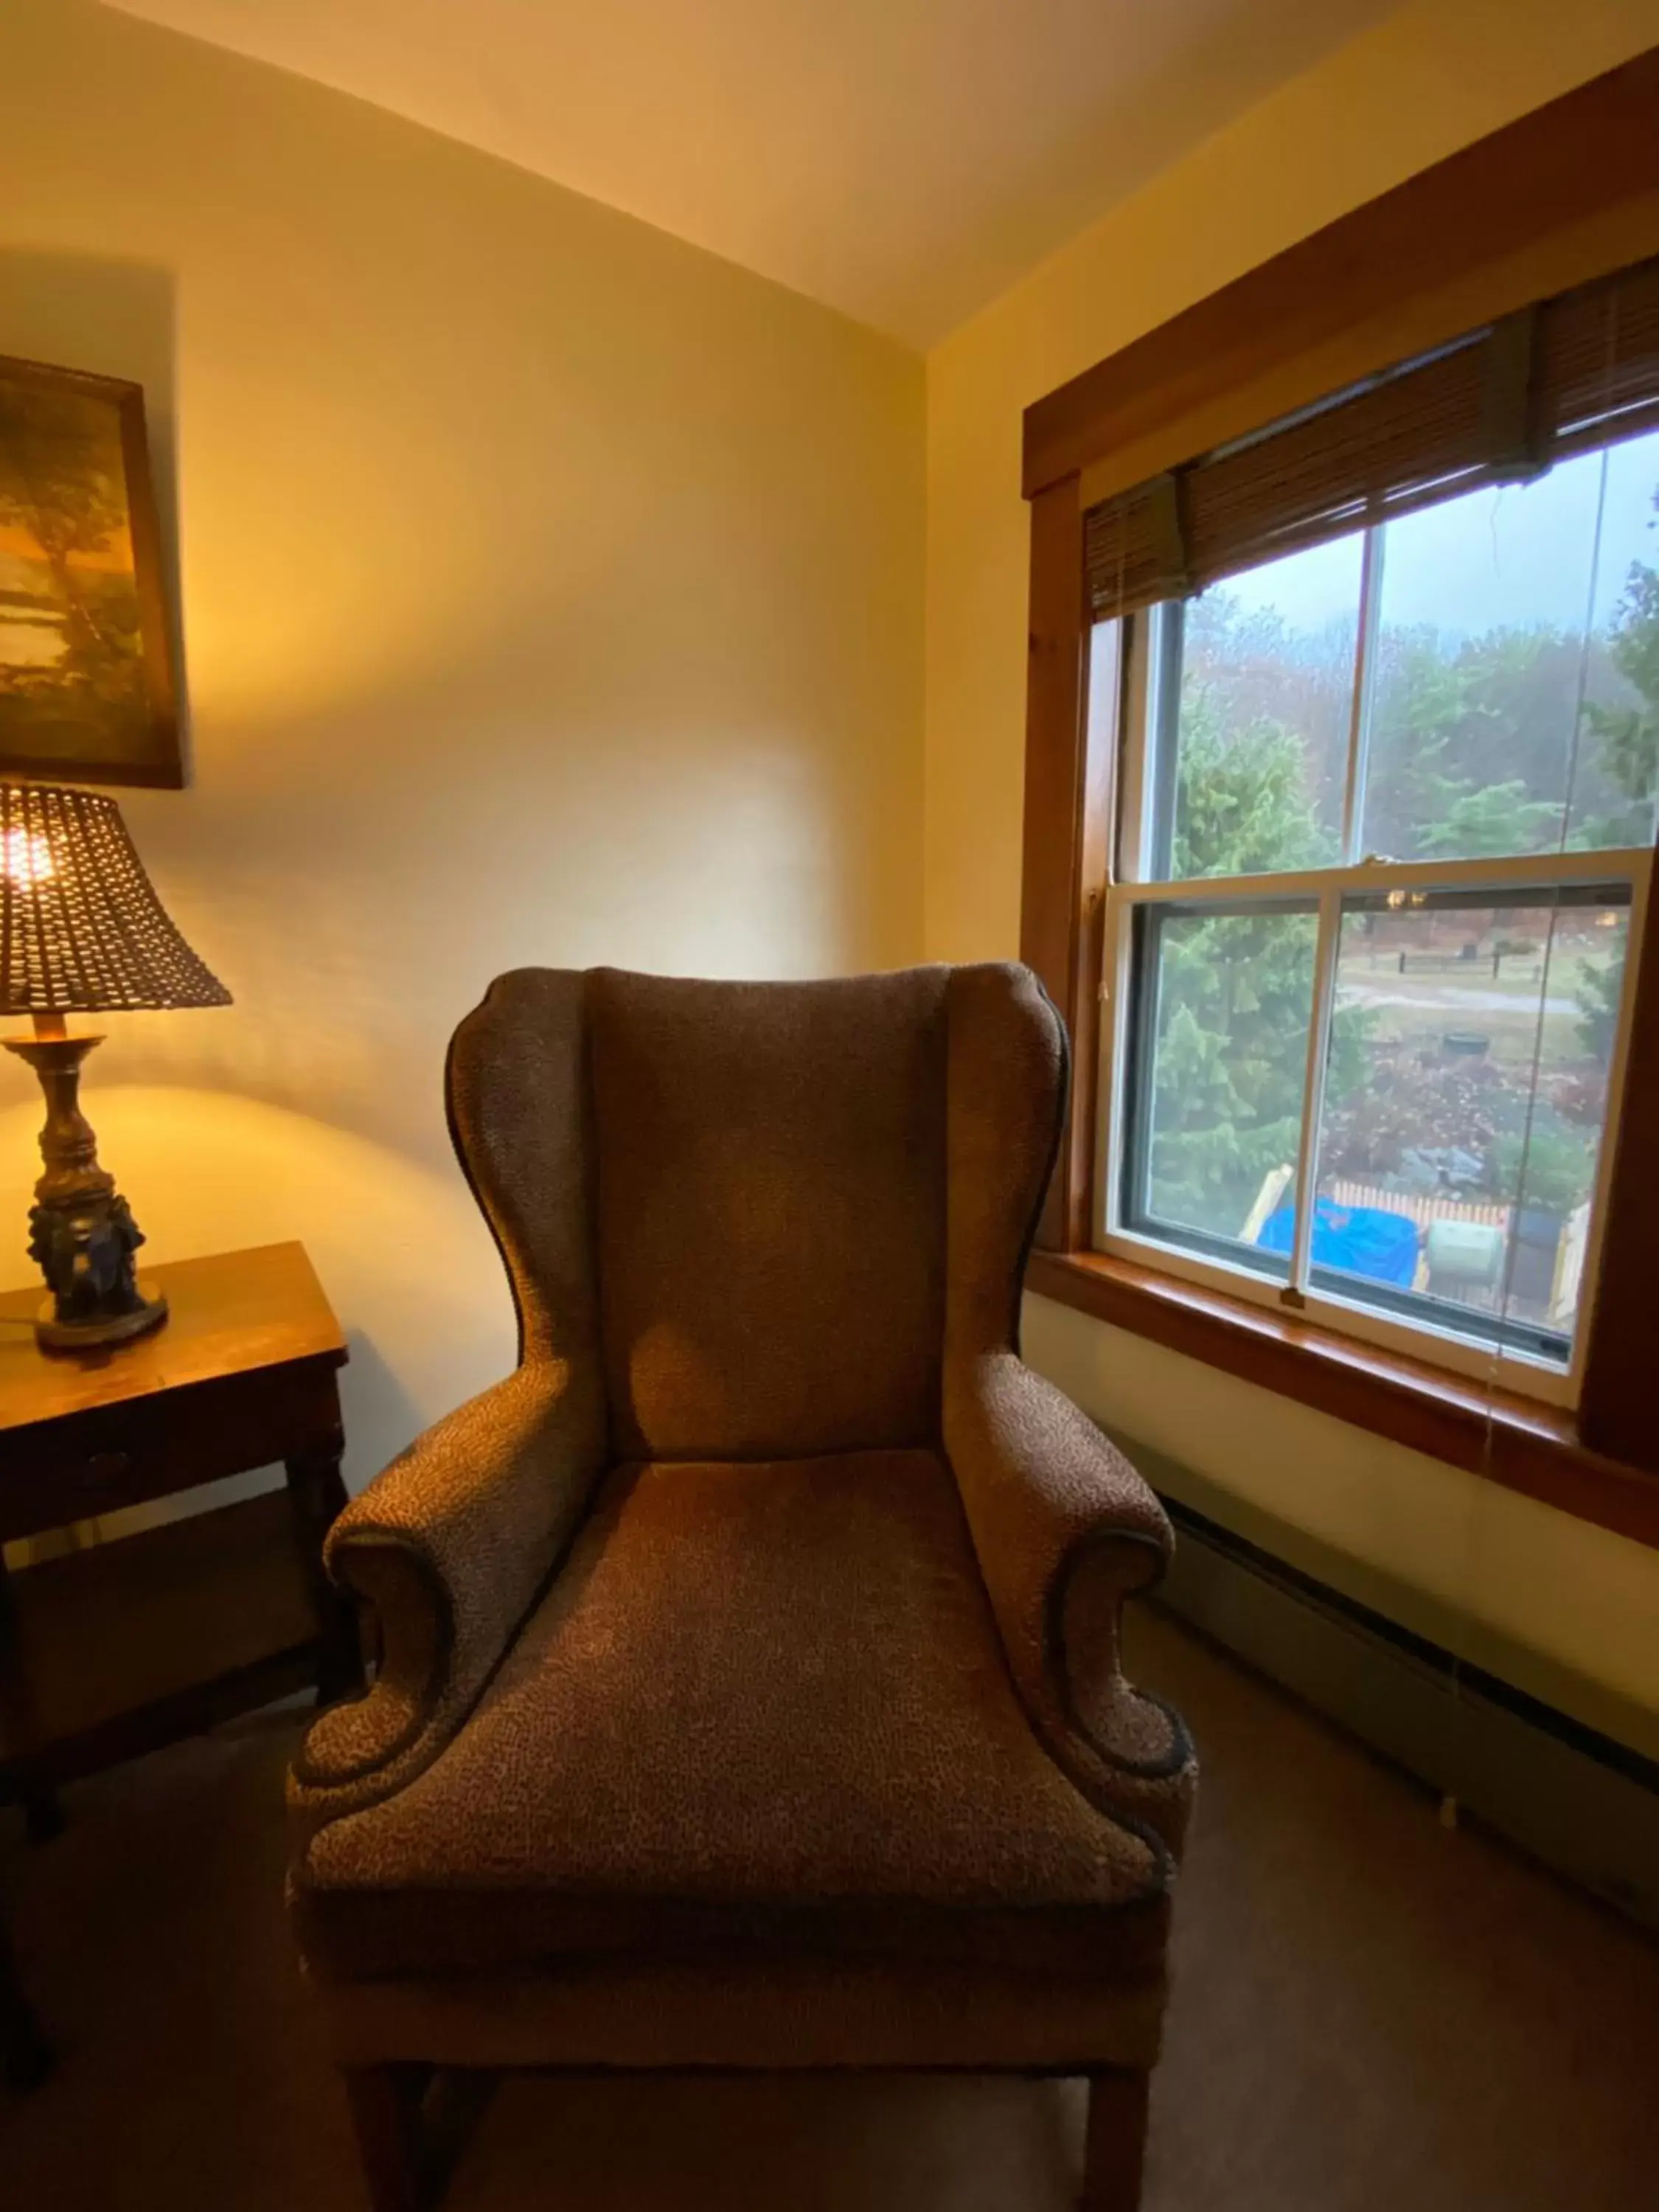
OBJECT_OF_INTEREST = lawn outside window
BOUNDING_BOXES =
[1093,432,1658,1407]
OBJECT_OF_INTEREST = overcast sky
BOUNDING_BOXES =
[1225,426,1659,642]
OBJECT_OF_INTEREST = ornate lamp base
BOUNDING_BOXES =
[33,1281,167,1352]
[3,1025,168,1355]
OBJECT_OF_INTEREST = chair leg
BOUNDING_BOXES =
[341,2064,430,2212]
[1080,2067,1150,2212]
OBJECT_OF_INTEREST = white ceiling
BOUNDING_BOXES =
[108,0,1397,346]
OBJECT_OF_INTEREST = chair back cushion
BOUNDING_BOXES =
[588,967,950,1458]
[448,962,1067,1464]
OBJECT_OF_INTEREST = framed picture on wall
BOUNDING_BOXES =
[0,353,181,788]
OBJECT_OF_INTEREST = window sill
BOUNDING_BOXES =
[1026,1247,1659,1551]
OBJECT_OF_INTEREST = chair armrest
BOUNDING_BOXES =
[945,1352,1192,1790]
[288,1358,603,1829]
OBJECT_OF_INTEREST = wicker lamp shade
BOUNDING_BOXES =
[0,783,231,1016]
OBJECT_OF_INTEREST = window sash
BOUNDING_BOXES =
[1110,845,1651,905]
[1096,852,1651,1397]
[1099,588,1653,1399]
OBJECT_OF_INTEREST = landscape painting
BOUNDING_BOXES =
[0,355,181,787]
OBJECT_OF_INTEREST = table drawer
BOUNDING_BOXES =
[19,1419,167,1520]
[0,1408,169,1541]
[0,1362,342,1546]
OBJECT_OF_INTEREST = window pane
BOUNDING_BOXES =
[1362,428,1659,864]
[1125,902,1318,1271]
[1152,534,1361,880]
[1307,888,1631,1360]
[1570,431,1659,852]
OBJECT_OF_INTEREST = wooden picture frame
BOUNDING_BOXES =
[0,353,181,789]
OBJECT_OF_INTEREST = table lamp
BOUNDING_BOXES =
[0,782,230,1351]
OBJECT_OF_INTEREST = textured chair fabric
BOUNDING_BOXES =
[296,1448,1171,1986]
[289,961,1195,2081]
[589,965,950,1459]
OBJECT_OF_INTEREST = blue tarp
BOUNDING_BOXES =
[1256,1196,1419,1287]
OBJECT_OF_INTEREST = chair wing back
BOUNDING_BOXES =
[446,967,606,1387]
[448,962,1066,1463]
[943,961,1068,1363]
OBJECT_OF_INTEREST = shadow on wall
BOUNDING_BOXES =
[77,655,855,1173]
[0,1087,513,1488]
[0,182,922,1495]
[0,243,897,1169]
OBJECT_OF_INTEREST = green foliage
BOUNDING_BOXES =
[1576,953,1624,1061]
[1148,703,1331,1234]
[1172,698,1326,878]
[1417,779,1561,859]
[1364,631,1475,858]
[1488,1121,1595,1217]
[1360,622,1626,858]
[1147,479,1658,1244]
[1575,494,1658,1048]
[1147,904,1316,1234]
[1574,512,1659,849]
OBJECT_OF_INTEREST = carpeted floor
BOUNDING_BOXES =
[3,1604,1656,2210]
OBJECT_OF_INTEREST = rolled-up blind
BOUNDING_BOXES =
[1085,252,1659,619]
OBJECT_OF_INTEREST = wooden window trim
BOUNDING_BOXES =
[1023,52,1659,503]
[1019,54,1659,1549]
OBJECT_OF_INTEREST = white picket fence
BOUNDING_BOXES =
[1239,1168,1588,1325]
[1321,1177,1511,1233]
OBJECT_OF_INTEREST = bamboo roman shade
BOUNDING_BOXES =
[1085,251,1659,619]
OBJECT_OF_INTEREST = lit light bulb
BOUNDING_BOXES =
[2,829,55,888]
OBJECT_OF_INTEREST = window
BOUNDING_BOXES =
[1018,69,1659,1531]
[1095,429,1657,1399]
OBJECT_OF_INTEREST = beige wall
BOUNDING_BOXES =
[925,0,1659,1746]
[0,0,924,1495]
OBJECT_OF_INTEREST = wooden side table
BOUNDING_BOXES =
[0,1242,362,1837]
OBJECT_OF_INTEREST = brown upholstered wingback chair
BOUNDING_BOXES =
[288,964,1195,2211]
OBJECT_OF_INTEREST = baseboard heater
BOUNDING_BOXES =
[1151,1496,1659,1932]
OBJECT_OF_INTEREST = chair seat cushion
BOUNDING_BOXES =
[295,1452,1172,1986]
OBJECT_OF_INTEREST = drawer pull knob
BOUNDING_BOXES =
[84,1450,131,1484]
